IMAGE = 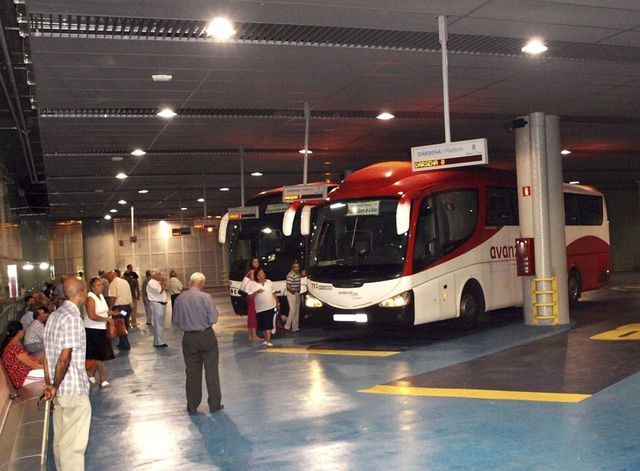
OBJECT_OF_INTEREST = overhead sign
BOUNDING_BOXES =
[411,138,488,172]
[172,227,192,237]
[228,206,259,220]
[283,183,329,203]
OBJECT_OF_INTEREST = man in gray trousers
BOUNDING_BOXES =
[172,272,223,415]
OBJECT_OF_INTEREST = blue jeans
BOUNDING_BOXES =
[114,304,131,348]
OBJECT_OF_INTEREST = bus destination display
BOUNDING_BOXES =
[282,183,329,203]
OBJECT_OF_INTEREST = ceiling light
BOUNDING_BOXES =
[157,108,177,118]
[151,74,173,82]
[324,161,331,165]
[561,149,572,155]
[207,227,214,233]
[138,189,149,194]
[569,181,580,185]
[39,262,50,270]
[251,172,263,177]
[181,207,188,211]
[377,112,395,120]
[206,17,236,41]
[197,198,205,203]
[522,38,548,55]
[215,215,222,219]
[261,227,273,234]
[111,156,123,161]
[219,187,230,191]
[115,172,127,180]
[299,149,313,154]
[118,200,127,205]
[104,214,112,220]
[110,209,118,213]
[95,189,104,193]
[22,263,34,271]
[131,149,146,157]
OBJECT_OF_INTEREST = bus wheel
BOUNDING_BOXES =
[457,286,483,330]
[568,270,581,305]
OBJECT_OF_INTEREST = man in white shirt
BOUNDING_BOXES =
[168,270,183,307]
[147,269,168,348]
[106,271,133,350]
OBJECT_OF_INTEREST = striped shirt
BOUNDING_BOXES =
[43,300,89,396]
[24,319,45,354]
[286,271,301,294]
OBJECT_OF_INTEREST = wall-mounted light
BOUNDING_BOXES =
[22,263,34,271]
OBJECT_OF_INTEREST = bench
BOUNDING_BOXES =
[0,361,48,471]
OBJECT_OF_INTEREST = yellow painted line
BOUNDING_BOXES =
[591,323,640,341]
[359,385,591,403]
[263,347,400,357]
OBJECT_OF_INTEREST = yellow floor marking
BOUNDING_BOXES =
[263,348,400,357]
[591,323,640,341]
[359,385,591,403]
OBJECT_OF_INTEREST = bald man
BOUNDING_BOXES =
[44,277,91,471]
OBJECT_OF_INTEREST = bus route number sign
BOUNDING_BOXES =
[411,138,488,172]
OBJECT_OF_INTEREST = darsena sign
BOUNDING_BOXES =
[282,183,330,203]
[411,138,488,172]
[227,206,259,220]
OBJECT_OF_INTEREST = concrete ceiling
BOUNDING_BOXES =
[19,0,640,219]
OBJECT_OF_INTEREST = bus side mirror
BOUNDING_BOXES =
[218,214,229,244]
[283,205,297,236]
[301,205,315,236]
[396,197,411,235]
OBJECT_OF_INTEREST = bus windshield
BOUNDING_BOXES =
[310,198,407,282]
[227,203,303,282]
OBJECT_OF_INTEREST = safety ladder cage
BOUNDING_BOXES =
[532,276,559,325]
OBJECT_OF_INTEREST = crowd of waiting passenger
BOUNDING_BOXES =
[0,259,304,470]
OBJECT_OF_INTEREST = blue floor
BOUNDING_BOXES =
[79,288,640,470]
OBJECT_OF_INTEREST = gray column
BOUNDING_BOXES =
[514,117,534,324]
[545,115,570,324]
[82,218,117,278]
[20,216,51,292]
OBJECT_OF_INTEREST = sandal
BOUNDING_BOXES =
[100,380,111,388]
[88,376,96,385]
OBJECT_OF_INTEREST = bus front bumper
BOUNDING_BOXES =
[304,297,415,327]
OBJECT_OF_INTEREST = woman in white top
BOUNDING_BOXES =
[248,268,280,347]
[85,276,115,388]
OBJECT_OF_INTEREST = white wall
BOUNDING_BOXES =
[113,218,225,287]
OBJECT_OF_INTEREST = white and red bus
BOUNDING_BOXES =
[304,162,610,327]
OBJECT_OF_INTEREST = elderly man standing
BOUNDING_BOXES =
[147,269,168,348]
[172,272,222,415]
[43,277,91,471]
[106,270,132,350]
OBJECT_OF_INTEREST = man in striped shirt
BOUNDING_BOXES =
[284,262,302,332]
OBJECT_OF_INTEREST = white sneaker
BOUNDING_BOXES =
[88,376,96,384]
[262,341,274,347]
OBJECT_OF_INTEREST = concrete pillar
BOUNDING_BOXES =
[82,218,117,278]
[514,117,534,324]
[19,216,51,292]
[515,112,570,326]
[545,115,570,324]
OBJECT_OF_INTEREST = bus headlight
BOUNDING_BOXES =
[378,291,411,308]
[305,294,324,308]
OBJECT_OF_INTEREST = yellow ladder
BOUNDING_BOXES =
[532,276,559,325]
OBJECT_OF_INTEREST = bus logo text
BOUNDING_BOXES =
[490,245,516,260]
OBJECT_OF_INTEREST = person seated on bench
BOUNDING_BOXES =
[24,306,49,356]
[1,321,45,388]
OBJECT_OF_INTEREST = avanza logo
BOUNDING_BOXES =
[490,245,516,260]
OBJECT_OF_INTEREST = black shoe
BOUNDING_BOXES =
[153,344,168,348]
[146,322,152,325]
[117,345,131,350]
[187,408,203,416]
[210,404,224,413]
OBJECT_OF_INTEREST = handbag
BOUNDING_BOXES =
[106,318,118,339]
[114,317,128,336]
